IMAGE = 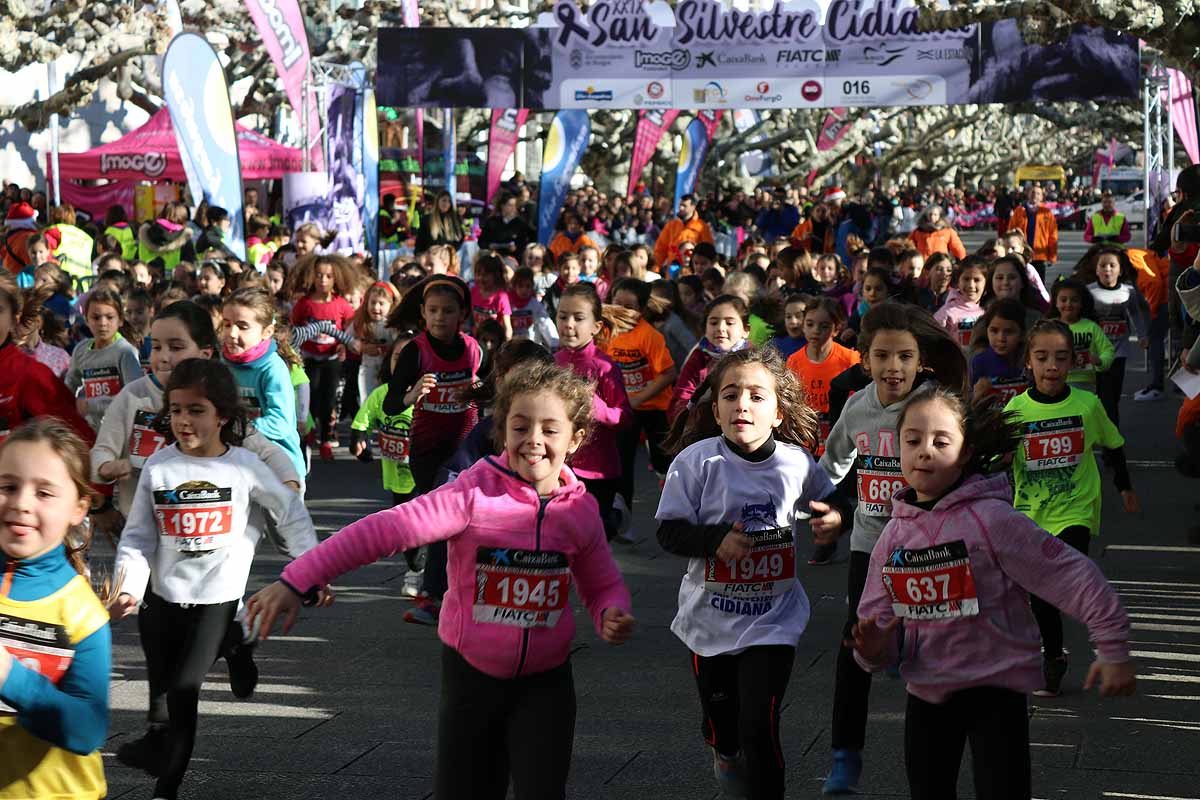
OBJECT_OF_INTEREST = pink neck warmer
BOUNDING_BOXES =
[223,338,271,364]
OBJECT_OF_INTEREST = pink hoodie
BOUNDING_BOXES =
[933,292,984,348]
[282,452,632,679]
[855,474,1130,704]
[555,340,632,480]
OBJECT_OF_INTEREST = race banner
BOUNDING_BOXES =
[443,109,457,196]
[673,116,709,211]
[626,109,679,198]
[381,0,1140,110]
[401,0,418,28]
[363,87,380,259]
[817,107,852,151]
[537,109,591,245]
[244,0,323,169]
[162,33,246,260]
[326,83,365,254]
[487,109,530,204]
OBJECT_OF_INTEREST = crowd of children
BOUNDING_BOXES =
[0,193,1164,800]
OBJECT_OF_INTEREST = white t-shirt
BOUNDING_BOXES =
[656,436,835,656]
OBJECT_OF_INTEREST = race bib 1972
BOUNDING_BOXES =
[153,486,234,553]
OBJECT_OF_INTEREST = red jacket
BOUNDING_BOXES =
[0,338,94,445]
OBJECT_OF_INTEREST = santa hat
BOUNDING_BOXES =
[823,187,846,203]
[5,202,37,230]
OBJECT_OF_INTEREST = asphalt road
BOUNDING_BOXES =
[99,231,1199,799]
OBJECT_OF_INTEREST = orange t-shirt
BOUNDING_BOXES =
[787,342,861,448]
[603,318,676,411]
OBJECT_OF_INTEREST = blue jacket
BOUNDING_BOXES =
[223,340,305,477]
[754,205,801,242]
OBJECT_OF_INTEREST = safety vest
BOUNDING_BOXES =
[1091,212,1125,238]
[48,224,94,279]
[104,224,137,260]
[380,210,399,245]
[247,240,273,270]
[138,237,184,273]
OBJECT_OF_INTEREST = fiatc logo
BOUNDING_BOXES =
[742,81,783,104]
[574,86,614,102]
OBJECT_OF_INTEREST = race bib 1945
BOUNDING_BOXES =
[473,548,571,629]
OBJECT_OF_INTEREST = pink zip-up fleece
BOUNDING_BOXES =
[855,473,1130,704]
[282,452,632,679]
[555,340,632,480]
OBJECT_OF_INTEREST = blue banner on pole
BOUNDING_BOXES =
[443,109,456,196]
[162,32,246,260]
[363,87,380,263]
[537,110,590,245]
[673,117,709,212]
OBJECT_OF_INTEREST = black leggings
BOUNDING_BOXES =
[580,476,619,540]
[1029,525,1091,660]
[305,357,342,443]
[692,645,796,800]
[435,645,576,800]
[1096,356,1126,429]
[831,549,872,751]
[905,687,1031,800]
[139,590,239,800]
[617,409,672,507]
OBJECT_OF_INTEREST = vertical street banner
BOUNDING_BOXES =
[443,109,456,195]
[243,0,323,169]
[817,107,852,151]
[673,116,709,211]
[158,0,204,206]
[363,87,381,260]
[401,0,418,28]
[162,33,246,260]
[537,109,591,245]
[1168,69,1199,165]
[326,83,365,254]
[626,109,679,198]
[697,110,723,141]
[731,109,772,178]
[416,109,425,172]
[487,109,530,205]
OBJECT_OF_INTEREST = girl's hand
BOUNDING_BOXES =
[1121,490,1140,513]
[351,440,366,457]
[315,584,336,608]
[98,459,133,481]
[601,607,635,644]
[404,374,438,407]
[972,377,993,398]
[347,338,362,354]
[716,523,754,562]
[846,615,901,660]
[1084,660,1136,697]
[1089,352,1102,366]
[109,593,139,621]
[75,397,89,416]
[284,480,302,493]
[246,581,305,640]
[809,500,842,545]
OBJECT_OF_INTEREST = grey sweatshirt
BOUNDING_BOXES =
[1088,281,1150,361]
[64,336,143,431]
[819,380,934,554]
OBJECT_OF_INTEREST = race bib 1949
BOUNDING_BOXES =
[704,525,796,602]
[881,540,979,620]
[0,614,73,713]
[153,485,234,553]
[128,409,166,466]
[857,455,906,516]
[473,548,571,628]
[1022,416,1085,471]
[83,366,122,399]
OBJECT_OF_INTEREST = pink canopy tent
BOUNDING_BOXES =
[50,108,302,183]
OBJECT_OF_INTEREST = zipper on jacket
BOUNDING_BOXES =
[514,496,551,678]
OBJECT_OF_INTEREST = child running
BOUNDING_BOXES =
[111,358,326,800]
[1079,245,1150,427]
[669,294,752,422]
[969,298,1029,404]
[0,420,112,800]
[770,293,809,359]
[1047,278,1114,395]
[65,288,142,431]
[657,347,848,800]
[817,303,968,794]
[508,267,558,349]
[1004,319,1138,696]
[786,297,860,455]
[933,257,987,350]
[352,281,400,412]
[554,283,632,540]
[246,361,635,800]
[850,389,1135,800]
[470,253,513,341]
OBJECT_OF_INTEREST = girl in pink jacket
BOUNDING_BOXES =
[246,362,636,800]
[933,257,988,349]
[554,282,632,540]
[667,294,752,422]
[850,388,1135,800]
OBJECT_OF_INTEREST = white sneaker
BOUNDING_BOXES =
[612,495,633,536]
[402,570,424,598]
[1134,387,1164,401]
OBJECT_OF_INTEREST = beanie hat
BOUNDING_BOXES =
[5,202,37,230]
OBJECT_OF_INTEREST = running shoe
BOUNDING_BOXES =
[809,542,837,566]
[1034,654,1069,697]
[116,725,168,776]
[1134,386,1164,401]
[612,495,633,537]
[711,748,748,798]
[822,748,862,795]
[401,570,425,598]
[319,441,335,462]
[403,598,439,626]
[225,639,259,699]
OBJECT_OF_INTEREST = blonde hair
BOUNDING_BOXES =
[491,362,595,454]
